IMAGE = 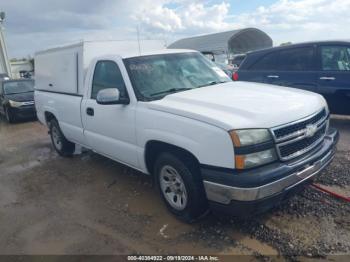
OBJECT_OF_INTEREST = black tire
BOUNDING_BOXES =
[154,152,208,223]
[5,107,15,123]
[49,119,75,157]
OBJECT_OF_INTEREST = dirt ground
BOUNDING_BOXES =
[0,116,349,260]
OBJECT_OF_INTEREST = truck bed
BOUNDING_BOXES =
[35,90,86,147]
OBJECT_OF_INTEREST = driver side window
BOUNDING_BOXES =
[91,61,127,99]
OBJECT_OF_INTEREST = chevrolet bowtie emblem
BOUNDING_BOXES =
[305,124,318,138]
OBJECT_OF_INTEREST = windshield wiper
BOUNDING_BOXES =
[197,81,228,88]
[150,87,193,97]
[149,81,228,97]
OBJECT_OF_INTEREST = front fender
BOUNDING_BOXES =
[136,108,235,173]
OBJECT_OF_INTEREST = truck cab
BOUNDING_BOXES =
[35,41,339,222]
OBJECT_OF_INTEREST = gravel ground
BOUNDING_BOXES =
[317,152,350,186]
[0,116,349,260]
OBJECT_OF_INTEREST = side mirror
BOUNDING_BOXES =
[96,88,129,105]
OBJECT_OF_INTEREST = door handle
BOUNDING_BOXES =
[320,77,336,81]
[267,75,279,79]
[86,107,94,116]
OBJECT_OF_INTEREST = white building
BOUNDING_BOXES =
[10,60,33,79]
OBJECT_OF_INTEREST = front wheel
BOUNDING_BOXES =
[49,119,75,157]
[155,152,208,223]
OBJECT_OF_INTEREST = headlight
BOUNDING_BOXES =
[229,129,277,169]
[9,100,24,108]
[230,129,272,146]
[235,149,277,169]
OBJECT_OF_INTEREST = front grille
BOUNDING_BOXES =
[279,124,326,159]
[274,108,326,141]
[272,108,328,161]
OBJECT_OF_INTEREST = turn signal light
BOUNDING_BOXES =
[235,155,246,169]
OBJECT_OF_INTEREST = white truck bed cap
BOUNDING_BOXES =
[35,40,190,95]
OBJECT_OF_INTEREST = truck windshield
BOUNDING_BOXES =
[124,52,231,101]
[4,80,34,95]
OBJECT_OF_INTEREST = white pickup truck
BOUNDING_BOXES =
[35,41,339,222]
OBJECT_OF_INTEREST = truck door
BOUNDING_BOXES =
[317,44,350,114]
[81,60,138,168]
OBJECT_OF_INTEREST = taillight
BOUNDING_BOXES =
[232,72,239,81]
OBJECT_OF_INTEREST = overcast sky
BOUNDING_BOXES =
[1,0,349,58]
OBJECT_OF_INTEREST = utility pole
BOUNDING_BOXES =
[136,25,141,55]
[0,12,12,78]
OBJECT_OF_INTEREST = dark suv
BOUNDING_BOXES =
[235,41,350,115]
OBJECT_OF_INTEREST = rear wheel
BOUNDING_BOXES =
[155,152,208,223]
[5,107,15,123]
[49,119,75,157]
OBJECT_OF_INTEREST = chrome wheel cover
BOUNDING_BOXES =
[159,165,188,211]
[51,126,63,151]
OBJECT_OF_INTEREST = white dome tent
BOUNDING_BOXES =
[168,28,273,63]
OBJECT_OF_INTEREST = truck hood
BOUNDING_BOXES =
[148,82,327,130]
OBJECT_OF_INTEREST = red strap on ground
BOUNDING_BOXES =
[310,183,350,203]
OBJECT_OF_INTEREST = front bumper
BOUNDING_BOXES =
[9,105,36,119]
[202,128,339,216]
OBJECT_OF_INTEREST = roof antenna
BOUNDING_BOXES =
[137,25,141,55]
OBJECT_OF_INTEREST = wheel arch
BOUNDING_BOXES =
[44,111,57,125]
[144,140,201,176]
